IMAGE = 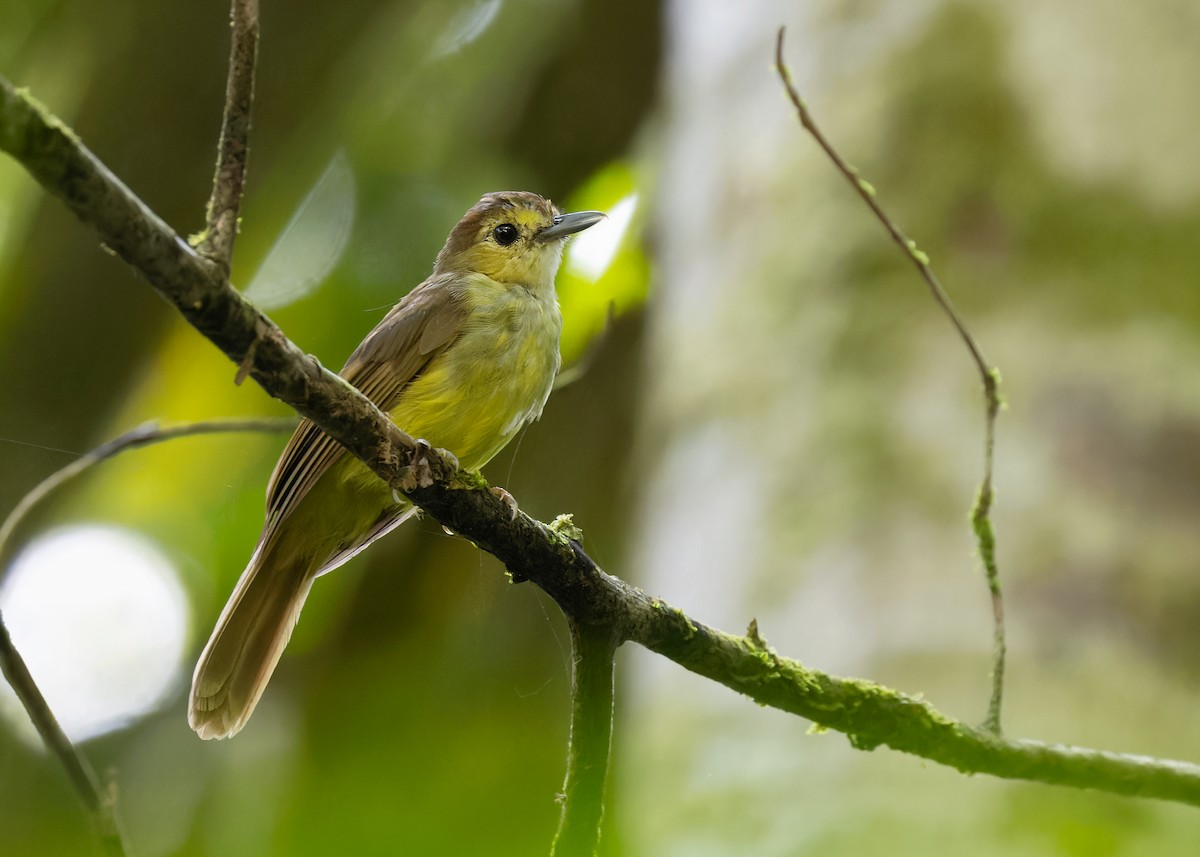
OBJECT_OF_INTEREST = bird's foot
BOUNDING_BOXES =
[396,439,434,493]
[396,439,461,497]
[490,486,519,520]
[439,444,460,470]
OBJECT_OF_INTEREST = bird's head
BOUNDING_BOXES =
[434,191,604,292]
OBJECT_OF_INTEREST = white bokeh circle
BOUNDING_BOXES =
[0,525,190,743]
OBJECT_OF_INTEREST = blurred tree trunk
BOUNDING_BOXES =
[622,0,1200,853]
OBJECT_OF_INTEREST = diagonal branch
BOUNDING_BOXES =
[775,27,1007,734]
[0,616,124,856]
[0,78,426,490]
[3,75,1200,815]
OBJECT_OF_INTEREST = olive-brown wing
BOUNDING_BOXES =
[262,273,468,530]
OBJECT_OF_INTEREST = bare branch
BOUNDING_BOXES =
[775,27,1007,734]
[198,0,260,269]
[0,621,125,855]
[0,417,293,857]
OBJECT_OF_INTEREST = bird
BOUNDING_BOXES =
[189,191,604,739]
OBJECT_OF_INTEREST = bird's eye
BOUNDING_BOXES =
[493,223,519,246]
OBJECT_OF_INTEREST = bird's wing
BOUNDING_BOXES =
[263,273,468,529]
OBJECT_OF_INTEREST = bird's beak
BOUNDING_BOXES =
[538,210,606,241]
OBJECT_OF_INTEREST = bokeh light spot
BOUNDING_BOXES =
[244,150,357,311]
[565,194,638,282]
[0,525,189,743]
[432,0,503,58]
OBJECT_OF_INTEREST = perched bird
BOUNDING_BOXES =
[189,192,604,739]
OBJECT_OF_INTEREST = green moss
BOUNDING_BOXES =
[14,86,81,144]
[453,469,489,492]
[971,487,999,591]
[905,238,931,265]
[672,607,696,639]
[548,512,584,543]
[987,365,1006,410]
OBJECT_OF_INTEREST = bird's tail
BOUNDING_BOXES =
[188,538,314,740]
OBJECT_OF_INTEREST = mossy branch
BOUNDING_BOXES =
[3,67,1200,857]
[552,619,617,857]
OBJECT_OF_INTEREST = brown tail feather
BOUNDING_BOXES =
[188,541,314,740]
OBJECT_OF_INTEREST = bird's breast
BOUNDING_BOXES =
[390,282,562,472]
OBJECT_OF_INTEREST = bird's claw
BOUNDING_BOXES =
[396,440,461,497]
[415,438,459,471]
[397,438,435,492]
[490,486,519,520]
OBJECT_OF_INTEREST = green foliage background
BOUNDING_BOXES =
[0,1,654,854]
[1,0,1199,855]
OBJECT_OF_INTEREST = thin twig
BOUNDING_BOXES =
[0,417,294,856]
[774,27,1007,733]
[198,0,260,269]
[554,302,616,392]
[0,417,295,578]
[551,620,617,857]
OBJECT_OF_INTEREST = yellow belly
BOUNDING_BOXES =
[344,281,561,494]
[391,305,561,470]
[280,278,561,567]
